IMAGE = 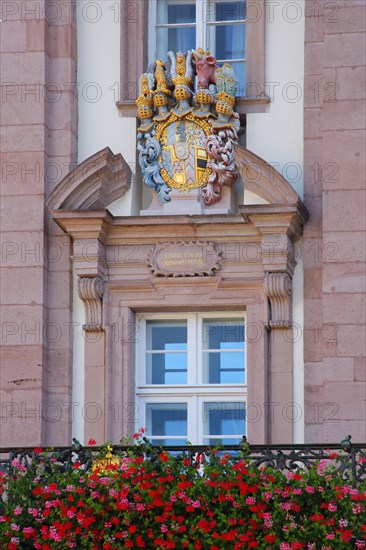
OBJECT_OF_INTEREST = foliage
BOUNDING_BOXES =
[0,433,365,549]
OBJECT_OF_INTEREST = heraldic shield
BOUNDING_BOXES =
[136,49,240,208]
[156,115,211,192]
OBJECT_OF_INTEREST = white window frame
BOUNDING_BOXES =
[136,312,247,445]
[118,0,267,113]
[148,0,247,87]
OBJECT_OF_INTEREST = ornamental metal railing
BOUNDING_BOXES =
[1,438,365,486]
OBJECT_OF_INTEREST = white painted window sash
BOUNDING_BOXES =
[136,312,246,444]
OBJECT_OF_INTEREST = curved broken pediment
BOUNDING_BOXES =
[235,145,300,205]
[46,148,133,210]
[47,143,303,215]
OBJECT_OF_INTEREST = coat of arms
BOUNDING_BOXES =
[136,49,240,206]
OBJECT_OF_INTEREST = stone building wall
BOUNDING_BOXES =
[1,0,365,447]
[0,2,77,446]
[303,0,366,442]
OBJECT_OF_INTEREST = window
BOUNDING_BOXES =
[118,0,267,113]
[136,313,246,445]
[149,0,247,95]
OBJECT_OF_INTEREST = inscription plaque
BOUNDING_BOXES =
[148,241,221,277]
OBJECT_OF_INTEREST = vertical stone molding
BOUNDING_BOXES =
[264,272,292,329]
[77,277,104,332]
[118,0,148,111]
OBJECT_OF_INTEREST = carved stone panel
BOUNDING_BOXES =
[147,241,221,277]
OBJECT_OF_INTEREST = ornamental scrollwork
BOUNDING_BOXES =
[136,49,240,206]
[264,272,292,329]
[77,276,104,332]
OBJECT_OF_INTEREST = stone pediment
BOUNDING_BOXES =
[235,146,300,205]
[48,144,303,213]
[46,147,133,210]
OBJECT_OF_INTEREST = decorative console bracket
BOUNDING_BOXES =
[264,272,292,329]
[77,277,104,332]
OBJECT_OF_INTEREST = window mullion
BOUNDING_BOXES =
[196,314,203,385]
[187,315,196,385]
[149,0,158,63]
[189,395,198,445]
[196,0,206,50]
[137,317,145,387]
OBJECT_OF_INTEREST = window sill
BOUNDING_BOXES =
[116,96,270,118]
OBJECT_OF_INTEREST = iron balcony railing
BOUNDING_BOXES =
[1,437,365,485]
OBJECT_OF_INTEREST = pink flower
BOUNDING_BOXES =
[328,502,337,512]
[305,486,315,493]
[353,504,363,514]
[13,507,22,516]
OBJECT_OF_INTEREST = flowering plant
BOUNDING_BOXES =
[0,433,365,549]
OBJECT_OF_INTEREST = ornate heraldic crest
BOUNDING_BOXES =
[136,49,240,206]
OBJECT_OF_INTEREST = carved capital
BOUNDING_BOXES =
[262,234,296,276]
[264,272,292,329]
[77,277,104,332]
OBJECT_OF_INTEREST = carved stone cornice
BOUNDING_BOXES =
[241,201,309,243]
[77,277,104,332]
[264,272,292,329]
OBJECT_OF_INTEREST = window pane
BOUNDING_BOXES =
[157,1,196,24]
[206,1,246,22]
[202,319,245,383]
[146,320,187,384]
[150,438,188,446]
[156,27,196,59]
[202,319,244,349]
[146,320,187,350]
[146,403,187,438]
[230,61,246,97]
[203,402,246,444]
[146,352,187,384]
[207,23,246,60]
[204,437,243,447]
[203,352,245,383]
